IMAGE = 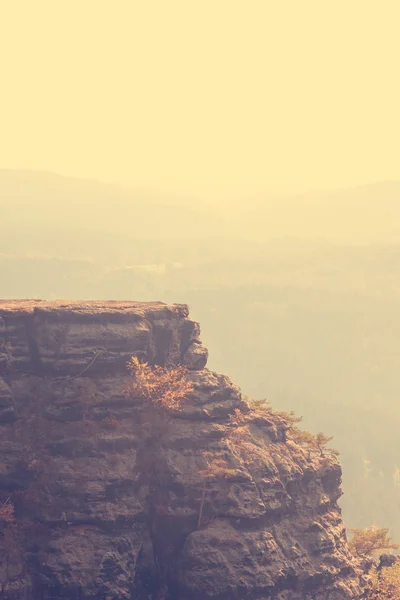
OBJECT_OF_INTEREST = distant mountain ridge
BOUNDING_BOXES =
[3,169,400,244]
[0,169,226,241]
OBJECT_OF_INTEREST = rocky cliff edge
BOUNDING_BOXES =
[0,300,362,599]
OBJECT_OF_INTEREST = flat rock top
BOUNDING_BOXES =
[0,300,189,319]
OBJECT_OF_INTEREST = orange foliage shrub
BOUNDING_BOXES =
[123,356,193,411]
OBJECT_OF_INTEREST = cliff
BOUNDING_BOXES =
[0,300,362,599]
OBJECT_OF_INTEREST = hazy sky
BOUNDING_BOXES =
[1,1,399,198]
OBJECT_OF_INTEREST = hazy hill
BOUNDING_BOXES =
[0,170,228,243]
[238,182,400,243]
[3,171,400,249]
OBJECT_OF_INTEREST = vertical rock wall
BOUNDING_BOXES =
[0,301,361,599]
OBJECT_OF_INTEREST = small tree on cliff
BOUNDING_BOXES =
[289,428,339,458]
[348,527,400,599]
[348,526,399,557]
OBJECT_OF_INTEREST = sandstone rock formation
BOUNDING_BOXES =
[0,300,362,599]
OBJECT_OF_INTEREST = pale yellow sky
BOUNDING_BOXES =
[1,0,399,198]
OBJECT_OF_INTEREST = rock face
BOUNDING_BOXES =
[0,300,362,599]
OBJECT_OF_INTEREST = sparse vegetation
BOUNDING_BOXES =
[289,429,339,458]
[366,561,400,599]
[247,397,338,458]
[196,399,339,529]
[248,397,302,426]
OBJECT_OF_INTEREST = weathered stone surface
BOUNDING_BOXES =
[0,300,362,599]
[0,300,200,376]
[183,341,208,370]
